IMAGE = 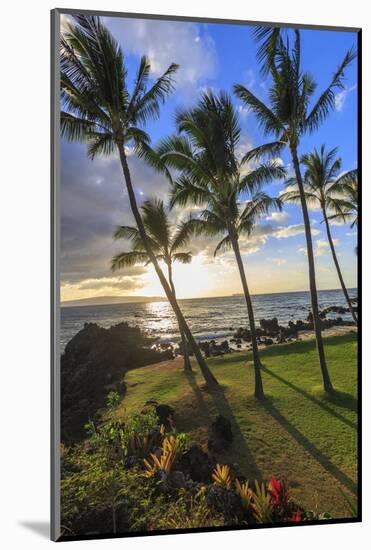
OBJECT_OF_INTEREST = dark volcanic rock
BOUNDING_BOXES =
[200,339,232,357]
[208,414,233,452]
[259,317,280,335]
[156,404,175,428]
[179,445,214,482]
[61,322,173,442]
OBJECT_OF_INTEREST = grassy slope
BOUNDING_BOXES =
[117,333,358,518]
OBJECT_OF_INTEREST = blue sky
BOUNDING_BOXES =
[60,15,358,301]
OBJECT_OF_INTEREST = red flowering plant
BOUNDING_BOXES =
[268,478,289,508]
[268,477,303,522]
[289,511,302,522]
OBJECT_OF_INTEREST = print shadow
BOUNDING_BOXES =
[262,398,357,496]
[18,521,50,539]
[263,366,357,430]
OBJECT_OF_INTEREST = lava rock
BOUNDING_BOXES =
[208,415,233,452]
[61,322,172,443]
[179,445,214,482]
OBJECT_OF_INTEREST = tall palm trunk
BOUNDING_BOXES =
[228,225,264,398]
[290,145,334,393]
[118,146,216,384]
[323,209,357,324]
[167,262,192,372]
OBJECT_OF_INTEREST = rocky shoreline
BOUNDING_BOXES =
[193,300,358,358]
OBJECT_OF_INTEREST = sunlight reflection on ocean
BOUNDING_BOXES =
[60,288,357,351]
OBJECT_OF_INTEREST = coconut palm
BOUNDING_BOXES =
[281,146,357,323]
[234,28,355,392]
[60,15,218,385]
[112,199,194,371]
[327,169,358,228]
[157,91,285,398]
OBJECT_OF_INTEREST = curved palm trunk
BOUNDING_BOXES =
[323,209,357,324]
[290,145,334,393]
[118,147,215,384]
[167,263,192,372]
[228,227,264,398]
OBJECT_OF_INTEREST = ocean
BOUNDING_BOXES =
[60,288,357,351]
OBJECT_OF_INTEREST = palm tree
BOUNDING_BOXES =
[234,28,355,393]
[60,15,218,385]
[112,199,194,371]
[327,169,358,228]
[157,91,285,398]
[281,146,357,323]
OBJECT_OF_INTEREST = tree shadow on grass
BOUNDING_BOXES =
[263,367,357,431]
[206,384,262,480]
[183,371,213,425]
[262,398,357,496]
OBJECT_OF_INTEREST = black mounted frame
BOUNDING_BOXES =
[51,7,362,542]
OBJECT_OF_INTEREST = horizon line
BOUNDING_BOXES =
[61,286,358,307]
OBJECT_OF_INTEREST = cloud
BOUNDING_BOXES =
[334,84,357,112]
[298,238,339,257]
[265,211,290,223]
[60,140,170,288]
[274,224,321,239]
[266,258,287,266]
[104,17,217,96]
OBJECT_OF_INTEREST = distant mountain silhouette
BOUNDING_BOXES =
[61,295,166,308]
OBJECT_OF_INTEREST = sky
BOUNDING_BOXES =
[60,15,358,302]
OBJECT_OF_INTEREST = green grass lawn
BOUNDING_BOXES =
[117,333,358,518]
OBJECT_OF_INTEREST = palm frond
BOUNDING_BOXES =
[173,252,192,264]
[234,84,284,136]
[141,199,171,249]
[238,162,286,194]
[87,132,116,159]
[60,111,97,142]
[170,176,211,209]
[305,47,357,133]
[239,192,282,227]
[111,251,149,271]
[134,63,179,124]
[241,140,287,164]
[214,235,231,256]
[253,26,281,77]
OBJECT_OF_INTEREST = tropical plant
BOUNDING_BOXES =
[106,390,121,411]
[268,477,289,508]
[235,479,252,511]
[60,14,218,386]
[235,28,355,392]
[157,91,285,397]
[212,463,233,489]
[250,480,273,523]
[143,433,181,477]
[112,198,197,371]
[281,146,357,323]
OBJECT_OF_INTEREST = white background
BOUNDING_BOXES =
[0,0,368,547]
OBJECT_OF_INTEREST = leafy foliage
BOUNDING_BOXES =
[250,480,273,524]
[212,463,233,489]
[143,433,182,477]
[235,479,252,511]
